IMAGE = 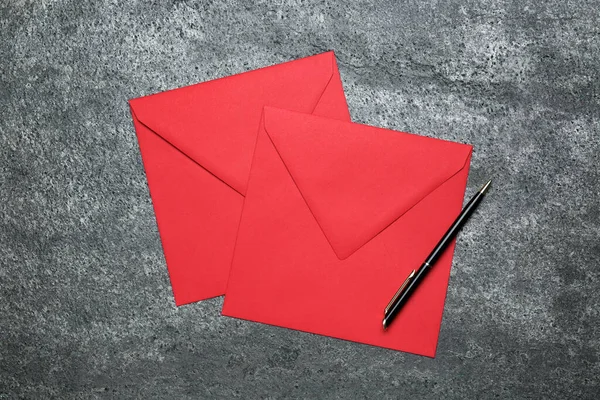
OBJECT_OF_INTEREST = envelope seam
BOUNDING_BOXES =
[129,104,245,197]
[309,52,336,115]
[263,113,474,260]
[221,111,268,310]
[356,146,474,254]
[262,119,348,260]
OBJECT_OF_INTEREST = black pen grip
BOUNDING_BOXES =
[382,179,490,330]
[383,262,431,328]
[384,193,482,328]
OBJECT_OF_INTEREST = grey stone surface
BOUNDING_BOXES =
[1,0,599,398]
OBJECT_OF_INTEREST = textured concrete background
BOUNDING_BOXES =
[1,0,599,398]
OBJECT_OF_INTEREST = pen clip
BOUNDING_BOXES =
[384,269,416,316]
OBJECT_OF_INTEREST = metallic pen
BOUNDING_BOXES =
[382,179,492,330]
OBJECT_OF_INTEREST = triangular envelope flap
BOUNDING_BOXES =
[263,107,473,260]
[129,52,335,195]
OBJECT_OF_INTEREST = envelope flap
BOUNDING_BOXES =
[129,52,336,195]
[263,107,473,260]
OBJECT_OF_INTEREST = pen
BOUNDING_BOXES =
[382,179,492,330]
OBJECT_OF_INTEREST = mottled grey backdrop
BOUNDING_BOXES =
[1,0,599,398]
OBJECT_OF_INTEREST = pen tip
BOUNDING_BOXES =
[382,319,388,331]
[480,179,492,194]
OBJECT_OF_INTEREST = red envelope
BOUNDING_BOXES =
[222,107,473,356]
[129,52,350,305]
